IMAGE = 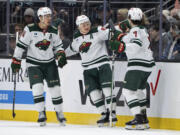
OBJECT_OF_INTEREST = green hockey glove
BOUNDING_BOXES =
[11,57,21,73]
[111,30,122,40]
[109,40,126,53]
[117,33,126,41]
[56,50,67,68]
[119,19,131,33]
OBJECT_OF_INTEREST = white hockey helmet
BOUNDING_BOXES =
[37,7,52,18]
[128,8,143,21]
[76,15,90,26]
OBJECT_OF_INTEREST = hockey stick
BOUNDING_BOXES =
[108,19,116,127]
[12,32,19,118]
[81,0,88,15]
[12,73,16,118]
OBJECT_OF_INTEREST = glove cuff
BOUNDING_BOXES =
[117,33,126,41]
[56,50,66,58]
[12,57,21,65]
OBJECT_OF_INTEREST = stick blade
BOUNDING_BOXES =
[12,112,16,118]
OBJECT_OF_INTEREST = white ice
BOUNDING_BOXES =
[0,120,180,135]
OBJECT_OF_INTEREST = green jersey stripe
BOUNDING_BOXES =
[19,40,28,47]
[52,98,63,105]
[128,61,155,67]
[127,99,139,105]
[52,96,62,100]
[26,58,55,66]
[128,102,140,108]
[17,43,26,50]
[27,56,54,62]
[131,41,142,46]
[34,94,44,98]
[34,97,45,103]
[82,55,108,65]
[94,98,104,104]
[95,100,104,107]
[130,38,143,43]
[82,57,109,67]
[129,58,154,63]
[82,55,109,65]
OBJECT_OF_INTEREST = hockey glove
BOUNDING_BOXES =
[56,50,67,68]
[11,57,21,73]
[109,40,126,53]
[111,30,122,41]
[117,33,126,41]
[119,19,131,33]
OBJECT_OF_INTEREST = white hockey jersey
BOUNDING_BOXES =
[13,23,64,67]
[65,26,110,69]
[122,26,155,72]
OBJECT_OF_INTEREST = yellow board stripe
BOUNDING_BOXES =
[0,109,180,130]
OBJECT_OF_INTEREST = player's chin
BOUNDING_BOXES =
[84,29,90,34]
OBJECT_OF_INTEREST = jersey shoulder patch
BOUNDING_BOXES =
[27,23,35,27]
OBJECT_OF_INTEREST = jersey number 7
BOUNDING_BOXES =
[133,31,137,37]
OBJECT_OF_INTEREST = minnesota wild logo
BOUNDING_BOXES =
[35,39,50,51]
[79,42,92,53]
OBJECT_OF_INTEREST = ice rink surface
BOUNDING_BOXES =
[0,120,180,135]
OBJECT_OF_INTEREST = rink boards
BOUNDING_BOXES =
[0,59,180,130]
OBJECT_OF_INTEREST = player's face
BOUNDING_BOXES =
[40,14,52,26]
[79,22,91,35]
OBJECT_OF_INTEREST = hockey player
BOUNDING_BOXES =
[11,7,67,126]
[65,15,117,127]
[109,8,155,130]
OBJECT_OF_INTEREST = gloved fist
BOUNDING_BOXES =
[119,19,131,33]
[109,40,125,53]
[56,50,67,68]
[111,30,122,40]
[117,33,126,41]
[11,57,21,73]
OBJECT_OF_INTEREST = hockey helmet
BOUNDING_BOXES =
[76,15,90,26]
[128,8,143,21]
[37,7,52,18]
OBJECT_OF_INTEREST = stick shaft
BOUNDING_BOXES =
[12,73,16,118]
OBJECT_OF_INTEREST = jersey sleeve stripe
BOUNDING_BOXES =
[128,61,155,67]
[54,43,63,49]
[16,43,27,50]
[129,58,154,63]
[130,38,143,43]
[19,40,29,47]
[131,41,142,46]
[82,55,109,67]
[27,56,54,62]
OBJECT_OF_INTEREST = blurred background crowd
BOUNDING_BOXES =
[0,0,179,61]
